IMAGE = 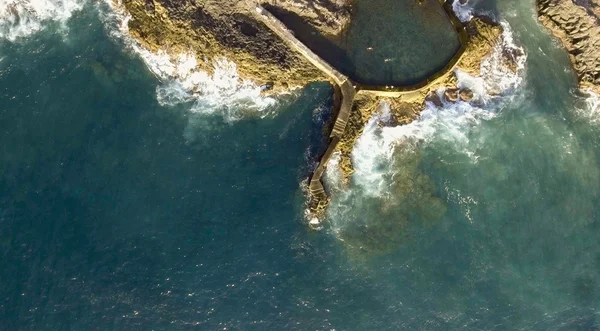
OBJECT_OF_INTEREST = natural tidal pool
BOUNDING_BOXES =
[1,0,600,330]
[344,0,462,85]
[267,0,461,86]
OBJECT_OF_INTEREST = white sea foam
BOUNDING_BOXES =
[99,0,277,122]
[0,0,84,41]
[585,90,600,115]
[452,0,474,22]
[479,22,527,94]
[444,184,479,222]
[574,89,600,124]
[349,100,496,198]
[333,22,527,201]
[323,151,343,191]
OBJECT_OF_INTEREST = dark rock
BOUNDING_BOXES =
[444,88,459,102]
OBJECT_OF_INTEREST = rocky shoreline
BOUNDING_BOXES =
[115,0,523,219]
[332,16,510,183]
[118,0,352,92]
[537,0,600,94]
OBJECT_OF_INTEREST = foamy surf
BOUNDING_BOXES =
[324,19,527,232]
[574,89,600,124]
[452,0,474,22]
[99,0,277,122]
[0,0,84,41]
[346,22,527,198]
[585,90,600,115]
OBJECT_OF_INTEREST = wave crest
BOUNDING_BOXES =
[452,0,474,22]
[99,0,277,122]
[573,89,600,124]
[347,22,527,197]
[0,0,83,41]
[324,20,528,248]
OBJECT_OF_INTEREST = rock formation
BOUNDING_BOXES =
[537,0,600,94]
[115,0,520,218]
[331,16,506,183]
[117,0,352,92]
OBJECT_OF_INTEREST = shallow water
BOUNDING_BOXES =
[1,0,600,330]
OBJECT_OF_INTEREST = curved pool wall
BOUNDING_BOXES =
[345,0,462,85]
[265,0,462,86]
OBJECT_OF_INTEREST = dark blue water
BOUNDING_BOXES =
[2,1,600,330]
[0,6,340,329]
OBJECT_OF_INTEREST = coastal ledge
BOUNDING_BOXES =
[253,0,509,219]
[537,0,600,94]
[116,0,517,221]
[252,0,470,217]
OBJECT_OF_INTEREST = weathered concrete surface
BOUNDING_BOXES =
[252,5,348,86]
[537,0,600,93]
[252,5,358,211]
[254,1,474,216]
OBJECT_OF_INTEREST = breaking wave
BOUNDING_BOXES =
[347,22,527,198]
[573,89,600,124]
[99,0,277,122]
[452,0,474,22]
[0,0,84,41]
[324,21,527,248]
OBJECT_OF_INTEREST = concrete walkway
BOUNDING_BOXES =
[251,0,469,214]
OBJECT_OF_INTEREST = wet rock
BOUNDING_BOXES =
[144,0,155,13]
[444,88,459,102]
[426,91,444,107]
[537,0,600,93]
[117,0,352,91]
[459,88,474,101]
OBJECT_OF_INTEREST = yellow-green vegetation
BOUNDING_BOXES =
[120,0,328,91]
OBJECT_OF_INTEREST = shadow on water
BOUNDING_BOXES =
[263,4,357,76]
[267,0,461,86]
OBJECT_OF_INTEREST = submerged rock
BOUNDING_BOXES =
[116,0,520,221]
[329,14,510,183]
[537,0,600,94]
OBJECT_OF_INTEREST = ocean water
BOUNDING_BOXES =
[1,0,600,330]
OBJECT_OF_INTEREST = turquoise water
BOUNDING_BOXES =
[1,0,600,330]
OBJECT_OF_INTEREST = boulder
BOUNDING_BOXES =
[444,88,459,103]
[459,89,474,101]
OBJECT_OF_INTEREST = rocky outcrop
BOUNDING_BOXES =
[117,0,518,208]
[537,0,600,94]
[261,0,352,37]
[118,0,352,91]
[331,16,507,183]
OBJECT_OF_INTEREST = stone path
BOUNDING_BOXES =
[251,1,469,216]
